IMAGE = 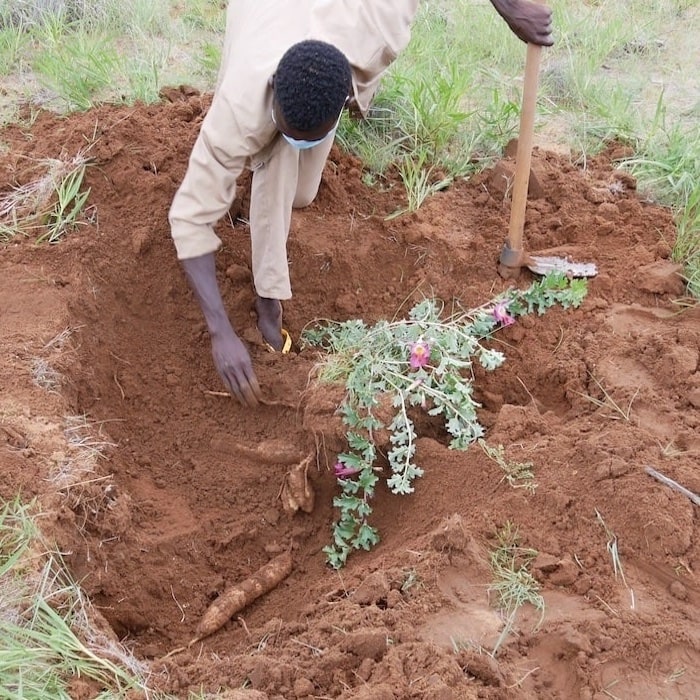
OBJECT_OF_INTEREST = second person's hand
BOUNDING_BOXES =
[491,0,554,47]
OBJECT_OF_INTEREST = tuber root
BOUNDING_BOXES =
[193,550,293,642]
[280,454,315,515]
[209,434,305,465]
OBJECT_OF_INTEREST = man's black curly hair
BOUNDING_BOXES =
[274,40,351,132]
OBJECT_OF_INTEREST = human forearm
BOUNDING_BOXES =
[181,253,233,336]
[181,253,262,405]
[170,92,262,403]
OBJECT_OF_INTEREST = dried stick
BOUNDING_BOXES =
[645,466,700,507]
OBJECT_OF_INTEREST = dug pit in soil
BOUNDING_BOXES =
[1,96,699,699]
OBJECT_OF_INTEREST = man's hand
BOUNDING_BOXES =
[210,325,262,405]
[181,252,262,406]
[491,0,554,46]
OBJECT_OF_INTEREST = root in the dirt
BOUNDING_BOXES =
[191,550,293,643]
[280,454,315,515]
[209,433,306,466]
[203,389,297,409]
[645,465,700,506]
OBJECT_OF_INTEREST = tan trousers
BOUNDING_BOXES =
[249,133,335,300]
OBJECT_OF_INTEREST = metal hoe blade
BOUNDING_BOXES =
[526,255,598,278]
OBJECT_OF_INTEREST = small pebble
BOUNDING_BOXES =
[293,677,314,698]
[262,507,280,526]
[669,580,688,601]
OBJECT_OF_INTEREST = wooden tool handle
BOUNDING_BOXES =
[508,41,542,253]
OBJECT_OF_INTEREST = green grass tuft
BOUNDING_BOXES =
[32,25,121,111]
[620,106,700,297]
[0,498,150,698]
[488,522,544,656]
[0,152,92,244]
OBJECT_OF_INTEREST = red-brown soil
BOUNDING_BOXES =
[1,93,699,700]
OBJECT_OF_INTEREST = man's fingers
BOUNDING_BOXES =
[240,384,260,407]
[531,4,553,46]
[539,26,554,46]
[249,375,263,402]
[224,367,262,407]
[240,371,262,406]
[222,365,247,405]
[223,372,245,405]
[528,26,554,47]
[237,370,260,407]
[541,9,553,45]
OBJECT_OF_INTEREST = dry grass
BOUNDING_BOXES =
[0,151,91,242]
[46,415,121,534]
[574,371,639,421]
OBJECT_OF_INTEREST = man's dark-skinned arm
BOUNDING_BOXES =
[490,0,554,46]
[181,253,262,406]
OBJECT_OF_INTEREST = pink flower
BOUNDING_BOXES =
[409,339,431,369]
[334,461,360,479]
[492,302,515,327]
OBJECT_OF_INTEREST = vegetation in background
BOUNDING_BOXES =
[622,107,700,297]
[33,25,121,111]
[0,0,696,293]
[0,0,224,114]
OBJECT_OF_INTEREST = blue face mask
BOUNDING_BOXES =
[272,110,342,150]
[281,132,331,150]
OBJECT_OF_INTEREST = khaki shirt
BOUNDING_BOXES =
[169,0,419,260]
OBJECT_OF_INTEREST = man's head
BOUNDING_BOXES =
[271,40,351,147]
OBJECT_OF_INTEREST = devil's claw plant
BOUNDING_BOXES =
[302,272,588,568]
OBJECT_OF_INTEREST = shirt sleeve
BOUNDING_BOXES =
[169,94,249,260]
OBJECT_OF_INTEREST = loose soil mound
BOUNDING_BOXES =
[1,94,699,700]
